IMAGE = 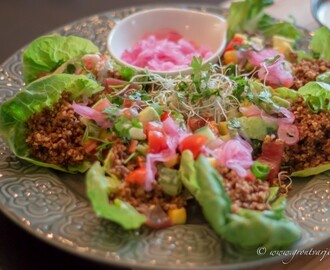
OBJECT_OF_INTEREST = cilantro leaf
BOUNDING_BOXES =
[190,56,211,93]
[119,66,136,81]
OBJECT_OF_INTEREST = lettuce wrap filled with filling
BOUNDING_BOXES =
[0,73,103,173]
[23,35,99,83]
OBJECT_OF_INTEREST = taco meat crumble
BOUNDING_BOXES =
[111,182,187,212]
[105,142,136,178]
[291,58,330,89]
[216,166,270,213]
[25,92,86,167]
[284,97,330,171]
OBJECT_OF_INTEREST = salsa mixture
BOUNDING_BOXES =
[1,0,330,250]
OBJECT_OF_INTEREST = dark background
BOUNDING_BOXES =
[0,1,221,270]
[0,0,222,63]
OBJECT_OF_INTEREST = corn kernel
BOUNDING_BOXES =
[223,51,238,65]
[168,208,187,225]
[164,154,180,168]
[207,157,217,168]
[218,121,229,135]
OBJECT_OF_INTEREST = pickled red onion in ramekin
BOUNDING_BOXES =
[121,31,213,71]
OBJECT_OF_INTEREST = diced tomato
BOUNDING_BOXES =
[244,169,257,182]
[187,116,209,132]
[126,166,147,185]
[82,54,101,70]
[121,108,134,119]
[161,111,171,122]
[224,36,245,52]
[103,78,140,93]
[257,139,285,182]
[145,121,163,136]
[123,98,134,108]
[187,116,218,136]
[179,134,209,159]
[136,156,145,168]
[93,98,111,112]
[103,78,127,92]
[148,130,168,153]
[83,139,99,154]
[128,140,138,154]
[208,121,220,136]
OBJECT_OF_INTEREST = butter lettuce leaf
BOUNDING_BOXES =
[0,74,103,173]
[180,153,300,249]
[220,207,301,249]
[227,0,273,40]
[258,15,302,40]
[310,27,330,60]
[86,161,146,229]
[291,164,330,177]
[23,35,99,83]
[298,81,330,112]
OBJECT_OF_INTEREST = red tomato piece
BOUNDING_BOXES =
[123,98,134,108]
[257,139,285,182]
[187,115,214,132]
[179,134,209,159]
[224,36,244,52]
[145,121,163,136]
[148,130,168,153]
[126,167,147,185]
[161,111,171,122]
[93,98,111,112]
[187,117,207,132]
[83,139,99,154]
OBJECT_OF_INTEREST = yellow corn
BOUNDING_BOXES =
[223,51,238,65]
[234,33,248,42]
[168,208,187,225]
[207,157,217,168]
[220,134,232,142]
[218,121,229,135]
[164,154,180,168]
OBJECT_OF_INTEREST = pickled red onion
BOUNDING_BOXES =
[72,102,112,129]
[260,107,295,125]
[277,123,299,145]
[247,49,294,88]
[213,138,253,178]
[239,104,262,117]
[121,31,213,71]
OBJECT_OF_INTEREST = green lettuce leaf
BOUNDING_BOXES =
[180,152,300,249]
[23,35,99,83]
[258,15,302,40]
[298,81,330,112]
[227,0,274,40]
[0,74,103,173]
[220,207,301,249]
[317,71,330,85]
[291,164,330,177]
[180,152,231,234]
[86,161,146,229]
[310,27,330,60]
[272,87,299,102]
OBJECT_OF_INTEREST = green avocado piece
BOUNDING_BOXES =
[138,106,160,125]
[194,125,216,141]
[238,116,277,141]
